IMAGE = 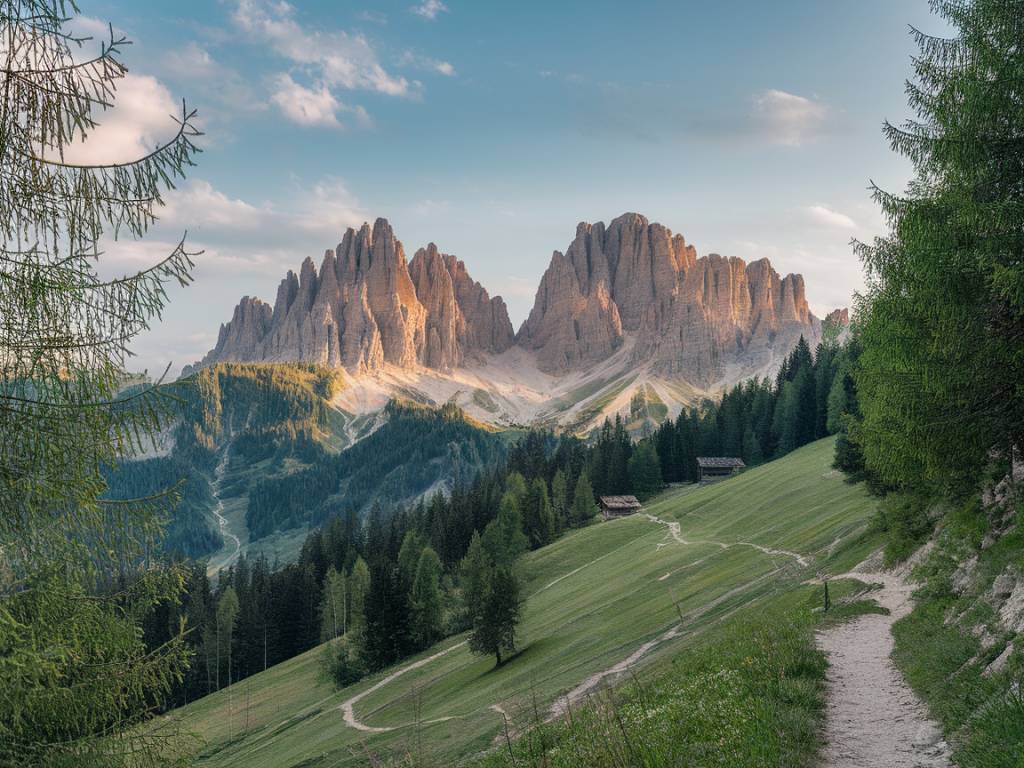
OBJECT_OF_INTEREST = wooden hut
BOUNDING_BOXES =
[599,495,643,521]
[696,457,746,483]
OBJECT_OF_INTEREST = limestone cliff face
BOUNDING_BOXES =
[407,244,515,370]
[201,218,512,373]
[517,213,820,386]
[199,296,273,368]
[199,213,820,390]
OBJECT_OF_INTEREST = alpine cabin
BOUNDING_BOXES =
[599,495,643,520]
[696,457,746,483]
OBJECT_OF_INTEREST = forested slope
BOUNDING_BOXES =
[104,364,510,560]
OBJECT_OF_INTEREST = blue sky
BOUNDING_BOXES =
[71,0,945,375]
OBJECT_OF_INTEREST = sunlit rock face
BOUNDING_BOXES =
[198,213,820,389]
[199,218,513,374]
[517,213,819,386]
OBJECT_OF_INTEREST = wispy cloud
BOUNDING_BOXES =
[804,204,856,230]
[231,0,411,97]
[399,50,456,77]
[411,0,449,20]
[356,10,388,25]
[752,89,829,146]
[160,177,370,249]
[162,41,266,117]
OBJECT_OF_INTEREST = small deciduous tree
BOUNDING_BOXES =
[319,567,347,642]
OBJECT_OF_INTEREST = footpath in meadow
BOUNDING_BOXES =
[818,563,952,768]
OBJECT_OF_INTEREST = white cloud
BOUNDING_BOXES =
[752,89,829,147]
[411,1,449,20]
[270,74,342,127]
[231,0,411,97]
[62,73,184,164]
[804,204,857,230]
[159,178,369,248]
[162,42,266,115]
[269,74,374,129]
[398,50,456,77]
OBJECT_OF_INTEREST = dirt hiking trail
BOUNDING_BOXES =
[818,567,951,768]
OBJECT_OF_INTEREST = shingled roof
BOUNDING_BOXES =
[599,495,642,509]
[696,457,746,469]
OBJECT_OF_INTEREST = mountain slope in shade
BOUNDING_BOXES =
[195,214,834,434]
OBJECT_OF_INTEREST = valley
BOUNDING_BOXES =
[7,2,1021,767]
[169,437,879,767]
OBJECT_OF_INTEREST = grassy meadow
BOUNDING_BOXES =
[170,437,880,767]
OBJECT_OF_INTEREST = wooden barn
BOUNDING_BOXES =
[696,457,746,483]
[599,495,643,521]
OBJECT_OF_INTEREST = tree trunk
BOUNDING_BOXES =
[495,647,502,666]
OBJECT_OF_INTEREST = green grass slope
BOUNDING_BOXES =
[168,437,878,768]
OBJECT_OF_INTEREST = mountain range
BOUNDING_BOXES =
[193,213,837,434]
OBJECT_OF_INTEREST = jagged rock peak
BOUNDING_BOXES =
[197,295,273,367]
[519,213,820,385]
[198,218,512,374]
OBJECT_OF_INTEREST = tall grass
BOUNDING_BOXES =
[463,586,876,768]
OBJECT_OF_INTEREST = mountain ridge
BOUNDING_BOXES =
[194,213,837,433]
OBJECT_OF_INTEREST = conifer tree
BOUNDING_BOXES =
[468,567,522,667]
[550,469,569,531]
[459,531,492,627]
[0,4,203,764]
[853,0,1024,492]
[571,471,597,526]
[627,441,663,500]
[482,490,529,567]
[522,477,555,548]
[217,587,240,690]
[348,557,371,637]
[409,547,444,649]
[397,530,426,588]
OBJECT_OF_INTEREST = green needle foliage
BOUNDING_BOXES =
[468,567,522,667]
[853,0,1024,495]
[0,1,202,765]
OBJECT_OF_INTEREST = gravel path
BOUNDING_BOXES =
[340,640,467,732]
[643,513,810,567]
[818,570,952,767]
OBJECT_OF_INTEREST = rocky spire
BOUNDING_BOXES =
[197,213,819,390]
[199,217,514,374]
[518,214,820,386]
